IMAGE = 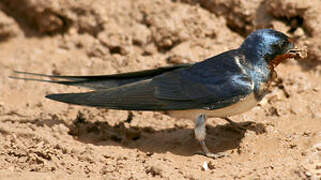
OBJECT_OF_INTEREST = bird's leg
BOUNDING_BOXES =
[194,114,224,159]
[223,117,267,134]
[223,117,253,132]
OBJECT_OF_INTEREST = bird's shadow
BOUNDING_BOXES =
[60,112,266,157]
[9,111,265,157]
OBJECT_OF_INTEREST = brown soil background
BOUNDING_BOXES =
[1,0,321,179]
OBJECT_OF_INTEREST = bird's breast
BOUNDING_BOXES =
[166,92,259,120]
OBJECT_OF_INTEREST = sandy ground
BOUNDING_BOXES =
[1,0,321,179]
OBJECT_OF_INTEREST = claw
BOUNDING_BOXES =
[223,117,266,134]
[194,151,226,159]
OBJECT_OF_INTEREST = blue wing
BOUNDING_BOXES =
[152,49,254,109]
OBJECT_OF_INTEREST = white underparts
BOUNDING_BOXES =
[167,92,259,120]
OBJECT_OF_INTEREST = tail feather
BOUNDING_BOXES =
[9,64,192,90]
[8,76,78,86]
[12,71,84,80]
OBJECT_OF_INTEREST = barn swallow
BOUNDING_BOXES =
[10,29,304,158]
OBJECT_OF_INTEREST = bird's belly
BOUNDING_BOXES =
[166,92,259,120]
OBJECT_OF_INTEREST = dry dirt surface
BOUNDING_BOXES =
[1,0,321,179]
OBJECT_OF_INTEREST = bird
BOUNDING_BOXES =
[10,29,304,158]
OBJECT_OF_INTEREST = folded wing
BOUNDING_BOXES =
[46,51,255,110]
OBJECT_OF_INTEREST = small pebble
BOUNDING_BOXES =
[305,171,312,177]
[202,161,208,171]
[208,161,216,170]
[313,143,321,151]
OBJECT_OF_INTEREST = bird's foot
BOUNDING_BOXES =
[223,117,266,134]
[226,119,253,132]
[194,114,226,159]
[194,151,226,159]
[195,140,226,159]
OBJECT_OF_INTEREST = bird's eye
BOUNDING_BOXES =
[272,43,280,49]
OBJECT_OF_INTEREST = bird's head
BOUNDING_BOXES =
[241,29,301,69]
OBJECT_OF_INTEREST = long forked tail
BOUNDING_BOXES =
[9,71,99,88]
[9,64,192,90]
[9,71,82,85]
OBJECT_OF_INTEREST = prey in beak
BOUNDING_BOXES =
[286,47,308,59]
[269,44,307,69]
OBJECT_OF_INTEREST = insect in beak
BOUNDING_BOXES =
[286,47,307,59]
